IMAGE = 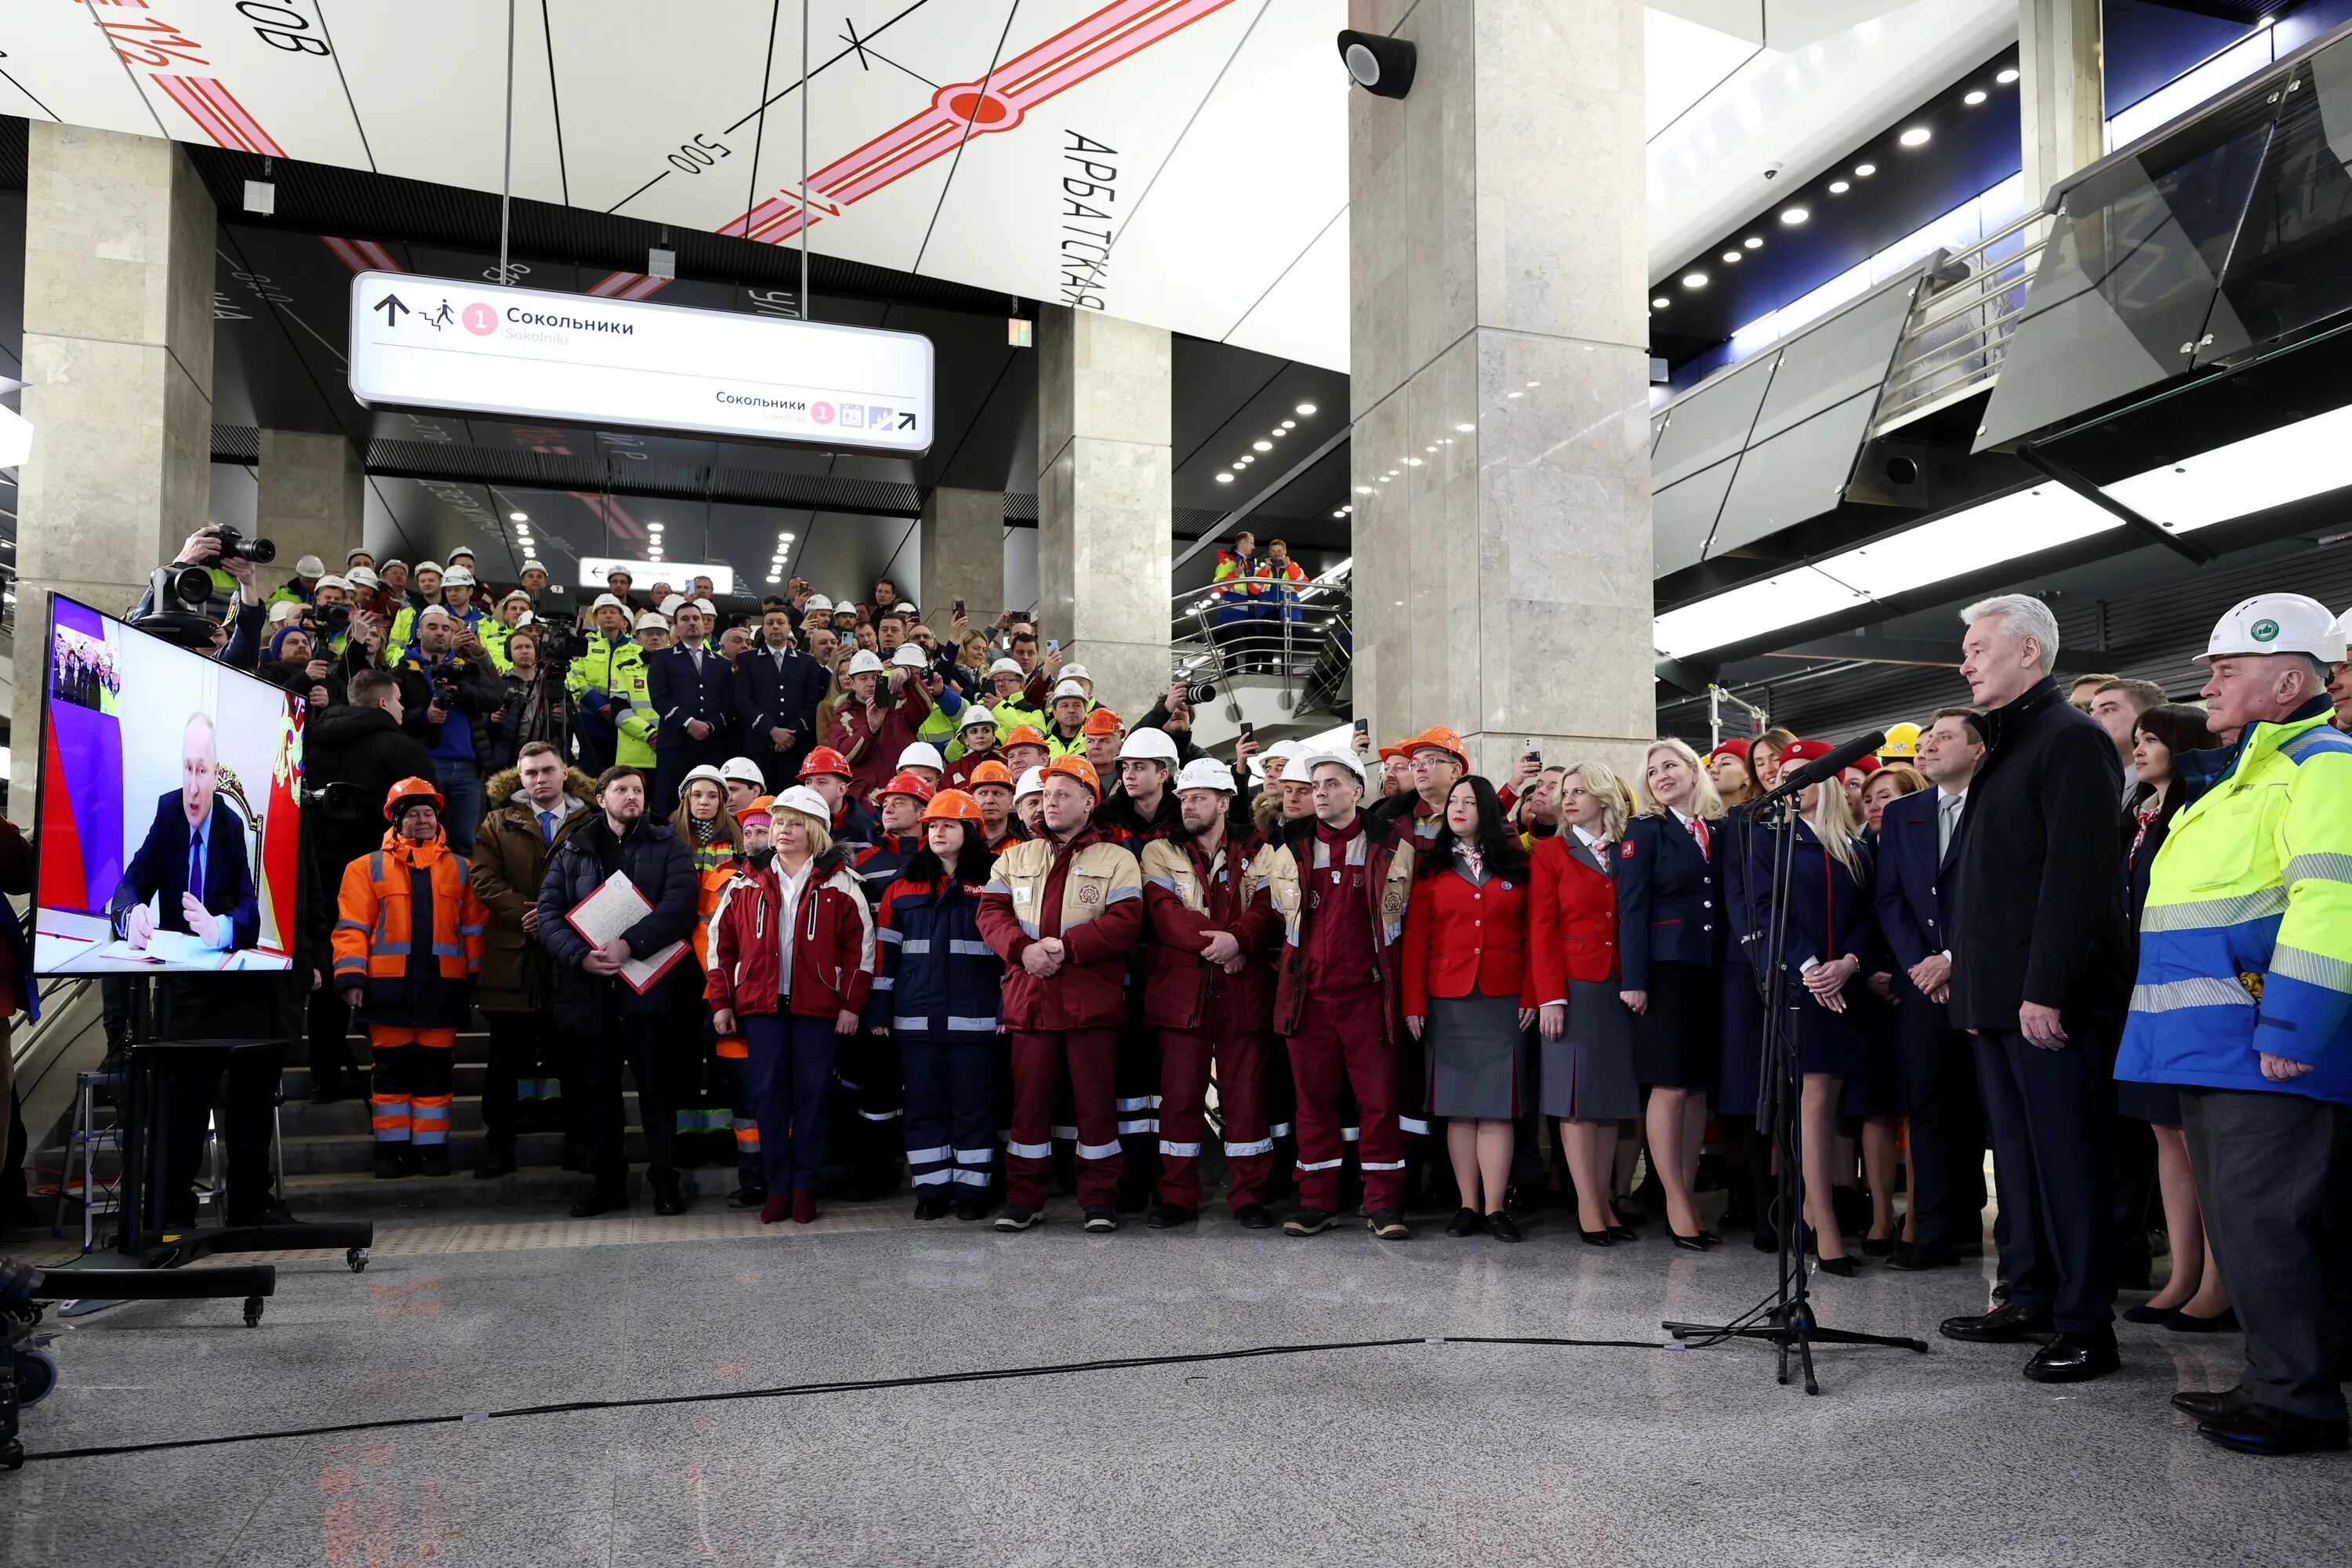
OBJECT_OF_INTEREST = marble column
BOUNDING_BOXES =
[917,485,1006,625]
[255,430,365,581]
[13,122,215,788]
[2018,0,2104,223]
[1347,0,1653,780]
[1035,306,1171,723]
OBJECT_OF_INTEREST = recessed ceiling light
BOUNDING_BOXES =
[1253,440,1272,452]
[1215,471,1234,482]
[1331,509,1346,518]
[1526,381,1539,387]
[1295,402,1316,416]
[767,575,781,583]
[1899,126,1931,147]
[1272,427,1287,437]
[1682,271,1708,289]
[1356,485,1374,493]
[1964,89,1987,106]
[648,521,664,532]
[1828,180,1850,194]
[509,511,528,522]
[1279,419,1296,430]
[1651,296,1670,309]
[781,532,793,541]
[1425,445,1437,453]
[1722,250,1741,263]
[1743,236,1763,249]
[1996,67,2019,84]
[1405,458,1423,466]
[1454,423,1475,434]
[1780,207,1809,225]
[1506,391,1522,399]
[1854,162,1876,177]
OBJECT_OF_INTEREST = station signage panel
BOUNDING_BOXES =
[347,271,934,456]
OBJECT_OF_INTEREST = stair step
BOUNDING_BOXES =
[278,1093,641,1138]
[282,1165,634,1212]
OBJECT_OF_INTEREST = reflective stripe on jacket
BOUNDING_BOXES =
[332,829,488,1029]
[2118,710,2352,1103]
[1265,812,1414,1040]
[978,829,1144,1029]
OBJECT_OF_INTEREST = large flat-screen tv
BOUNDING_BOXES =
[31,595,305,975]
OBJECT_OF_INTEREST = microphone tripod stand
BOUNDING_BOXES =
[1662,791,1927,1393]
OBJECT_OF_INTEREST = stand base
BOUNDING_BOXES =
[1664,1305,1928,1395]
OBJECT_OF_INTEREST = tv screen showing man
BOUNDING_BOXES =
[107,712,260,956]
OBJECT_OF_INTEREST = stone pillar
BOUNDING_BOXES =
[1035,306,1171,721]
[13,122,215,787]
[2018,0,2104,220]
[255,430,365,580]
[1348,0,1653,780]
[917,485,1006,626]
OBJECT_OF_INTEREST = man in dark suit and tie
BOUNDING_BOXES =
[1874,706,1989,1272]
[733,604,829,793]
[108,711,259,956]
[646,597,735,814]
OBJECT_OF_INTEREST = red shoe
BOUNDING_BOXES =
[759,1194,789,1225]
[790,1189,817,1225]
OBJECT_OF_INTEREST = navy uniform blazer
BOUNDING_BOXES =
[732,641,828,757]
[1875,789,1958,978]
[1616,810,1723,988]
[645,641,735,753]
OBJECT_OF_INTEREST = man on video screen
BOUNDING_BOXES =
[106,711,259,954]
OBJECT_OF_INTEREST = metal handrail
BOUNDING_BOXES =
[1168,572,1352,721]
[1870,224,2050,435]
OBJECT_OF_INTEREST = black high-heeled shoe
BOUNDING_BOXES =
[1863,1230,1896,1258]
[2121,1302,2176,1324]
[1671,1229,1717,1252]
[2165,1306,2240,1334]
[1816,1254,1857,1276]
[1579,1226,1613,1247]
[1606,1225,1637,1243]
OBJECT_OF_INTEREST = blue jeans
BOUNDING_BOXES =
[742,1011,840,1196]
[433,755,485,854]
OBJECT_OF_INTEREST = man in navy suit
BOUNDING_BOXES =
[1874,706,1986,1270]
[107,711,260,956]
[733,604,829,792]
[646,597,736,814]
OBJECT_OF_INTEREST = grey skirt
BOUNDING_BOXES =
[1540,978,1642,1123]
[1425,993,1527,1120]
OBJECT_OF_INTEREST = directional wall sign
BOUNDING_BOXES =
[580,557,737,596]
[347,271,935,454]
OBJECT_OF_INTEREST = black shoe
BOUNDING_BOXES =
[2197,1403,2350,1457]
[1862,1232,1896,1258]
[2121,1302,2172,1324]
[310,1079,354,1106]
[914,1192,952,1221]
[416,1145,451,1178]
[223,1196,296,1228]
[2164,1306,2240,1334]
[649,1171,688,1216]
[1611,1200,1648,1228]
[1886,1242,1957,1272]
[1283,1207,1333,1237]
[2023,1332,2120,1384]
[474,1152,517,1181]
[1940,1301,2054,1344]
[1580,1227,1613,1247]
[1082,1207,1119,1233]
[1606,1225,1636,1243]
[2172,1386,2252,1422]
[1990,1278,2013,1302]
[728,1186,769,1209]
[1444,1207,1483,1238]
[374,1151,408,1180]
[1671,1229,1718,1252]
[1816,1254,1857,1277]
[994,1205,1040,1232]
[1233,1203,1273,1229]
[1146,1203,1192,1229]
[570,1190,626,1218]
[1750,1225,1777,1253]
[1485,1212,1523,1243]
[953,1194,988,1222]
[1367,1210,1410,1240]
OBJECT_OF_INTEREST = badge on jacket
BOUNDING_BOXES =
[1621,841,1636,858]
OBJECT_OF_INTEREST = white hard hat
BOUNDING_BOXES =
[382,558,408,574]
[635,611,670,631]
[268,601,303,625]
[720,757,766,787]
[593,593,627,612]
[680,764,728,794]
[660,594,687,616]
[346,547,372,564]
[2199,593,2347,663]
[314,574,350,593]
[1264,739,1307,764]
[988,658,1024,678]
[418,604,457,623]
[845,649,886,677]
[2334,607,2352,650]
[441,568,475,587]
[1059,662,1091,684]
[773,785,831,824]
[691,597,716,617]
[295,554,325,577]
[804,593,833,613]
[1175,757,1236,794]
[890,644,927,669]
[1297,748,1367,786]
[448,546,476,561]
[1117,728,1179,765]
[416,560,444,575]
[1051,679,1088,702]
[897,742,946,773]
[960,705,996,731]
[1014,766,1047,801]
[501,588,532,606]
[346,566,380,589]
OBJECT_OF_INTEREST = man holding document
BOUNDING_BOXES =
[535,764,697,1218]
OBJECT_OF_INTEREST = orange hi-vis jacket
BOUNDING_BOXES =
[687,839,751,1060]
[333,828,489,1037]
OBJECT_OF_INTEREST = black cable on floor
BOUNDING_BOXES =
[16,1331,1671,1463]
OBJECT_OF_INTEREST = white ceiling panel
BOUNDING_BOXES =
[322,0,568,203]
[1224,205,1348,368]
[1652,0,1927,52]
[0,2,206,140]
[1646,10,1761,140]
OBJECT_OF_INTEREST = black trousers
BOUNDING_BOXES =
[482,1008,558,1155]
[1973,1025,2118,1335]
[307,988,356,1091]
[2180,1087,2352,1421]
[158,1045,283,1225]
[580,1000,678,1196]
[1895,992,1981,1251]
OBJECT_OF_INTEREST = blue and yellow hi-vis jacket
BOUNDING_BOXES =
[2117,704,2352,1104]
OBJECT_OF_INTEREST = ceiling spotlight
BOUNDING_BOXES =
[1356,485,1374,493]
[1828,180,1849,194]
[1336,29,1416,99]
[1454,423,1475,433]
[767,575,781,583]
[1682,271,1708,289]
[1279,419,1296,430]
[1253,440,1272,452]
[1651,296,1671,310]
[1722,250,1742,263]
[1743,237,1763,250]
[1272,427,1287,437]
[509,511,528,522]
[1854,162,1876,177]
[1996,67,2019,84]
[1425,445,1437,453]
[782,532,794,540]
[648,521,665,532]
[1405,457,1423,466]
[1331,509,1346,518]
[1780,207,1809,225]
[1899,125,1931,147]
[1215,471,1235,483]
[1296,402,1316,416]
[1964,89,1987,106]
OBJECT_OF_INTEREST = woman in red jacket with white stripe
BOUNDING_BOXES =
[1402,776,1537,1242]
[708,785,876,1225]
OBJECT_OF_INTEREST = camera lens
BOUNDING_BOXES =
[1184,681,1216,705]
[170,564,214,609]
[241,535,278,564]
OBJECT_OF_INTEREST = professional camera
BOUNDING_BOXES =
[317,601,351,639]
[132,563,225,650]
[535,613,592,672]
[300,781,363,822]
[1181,680,1217,706]
[209,525,276,565]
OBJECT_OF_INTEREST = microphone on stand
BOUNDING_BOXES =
[1757,731,1887,807]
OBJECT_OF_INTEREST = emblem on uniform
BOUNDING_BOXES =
[1621,841,1636,858]
[1330,869,1342,885]
[1077,882,1101,907]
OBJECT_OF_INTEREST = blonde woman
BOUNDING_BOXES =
[1722,739,1875,1273]
[1621,738,1726,1248]
[1708,740,1757,811]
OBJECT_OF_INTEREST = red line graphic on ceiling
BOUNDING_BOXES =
[151,74,284,155]
[721,0,1232,245]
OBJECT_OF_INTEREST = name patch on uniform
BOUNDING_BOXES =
[1013,887,1031,903]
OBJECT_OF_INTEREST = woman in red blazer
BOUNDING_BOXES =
[1530,761,1643,1244]
[1403,776,1537,1242]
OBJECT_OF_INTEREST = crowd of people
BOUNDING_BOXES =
[23,526,2352,1465]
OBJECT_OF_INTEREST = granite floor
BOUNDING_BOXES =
[2,1196,2342,1567]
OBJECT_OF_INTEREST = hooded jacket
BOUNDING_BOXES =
[470,765,595,1011]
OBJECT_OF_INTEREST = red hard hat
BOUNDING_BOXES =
[798,746,852,781]
[1046,753,1102,798]
[881,770,936,803]
[383,776,445,821]
[920,789,985,824]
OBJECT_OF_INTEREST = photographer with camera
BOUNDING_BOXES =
[489,622,569,771]
[135,526,271,671]
[391,605,504,854]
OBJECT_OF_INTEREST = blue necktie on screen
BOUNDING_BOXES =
[187,825,202,907]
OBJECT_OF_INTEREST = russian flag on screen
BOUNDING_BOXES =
[38,601,126,915]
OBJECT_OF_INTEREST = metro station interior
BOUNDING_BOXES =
[1,2,2349,1562]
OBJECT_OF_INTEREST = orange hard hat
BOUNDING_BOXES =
[967,760,1014,789]
[798,746,852,780]
[1080,707,1124,738]
[881,770,936,802]
[920,789,985,824]
[1046,753,1102,798]
[383,776,445,821]
[1410,727,1468,768]
[1002,724,1048,750]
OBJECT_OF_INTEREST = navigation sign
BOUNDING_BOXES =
[347,271,935,456]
